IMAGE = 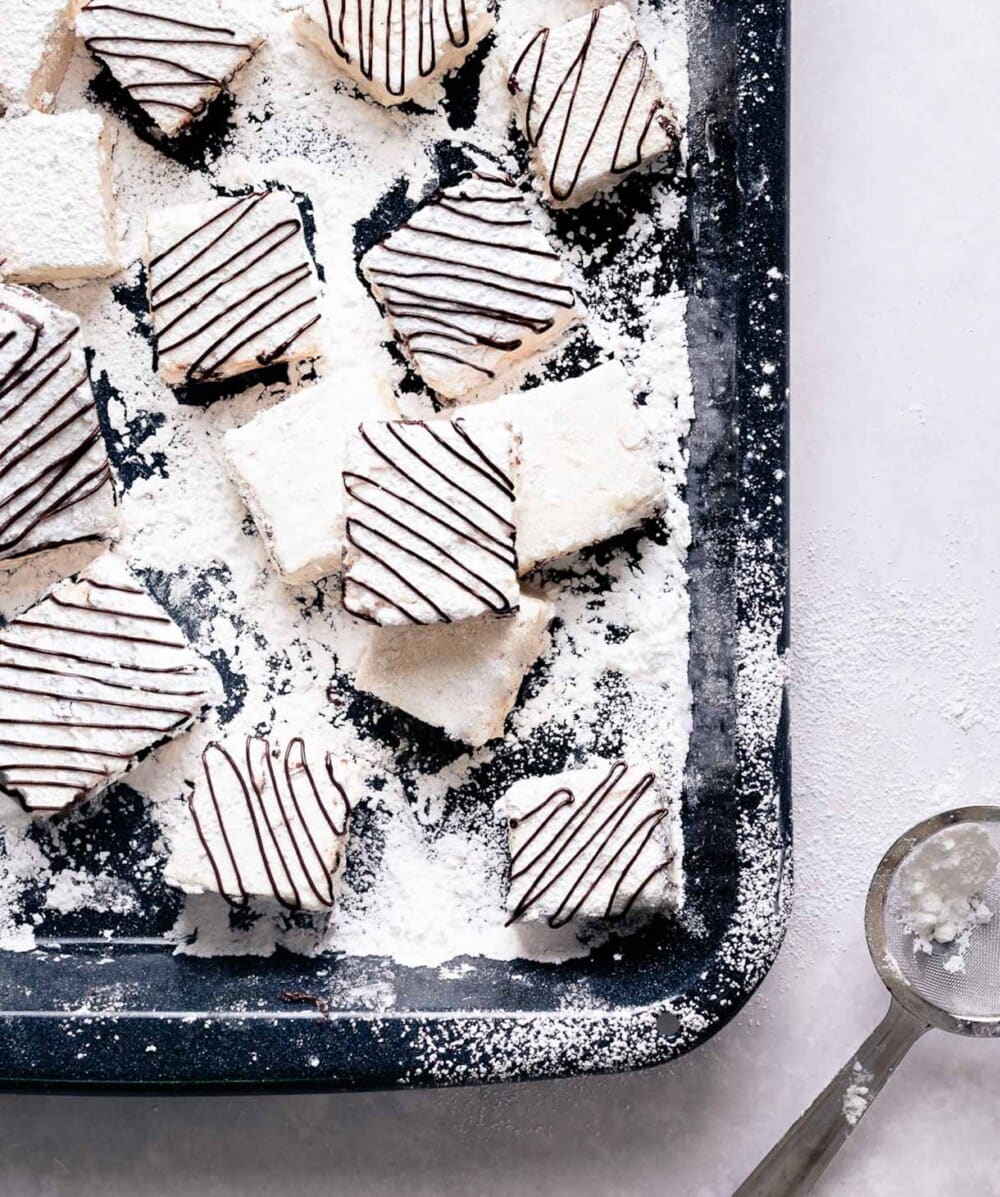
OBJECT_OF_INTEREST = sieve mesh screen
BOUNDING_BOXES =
[883,822,1000,1021]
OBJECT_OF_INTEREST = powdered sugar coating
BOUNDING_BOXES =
[506,3,680,208]
[0,552,219,815]
[0,0,76,116]
[457,359,664,573]
[0,110,122,285]
[76,0,265,137]
[294,0,494,107]
[0,285,119,566]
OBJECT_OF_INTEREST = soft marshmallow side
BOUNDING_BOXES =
[353,589,554,746]
[0,0,76,115]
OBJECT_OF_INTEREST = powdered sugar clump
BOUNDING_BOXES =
[898,823,999,960]
[843,1063,873,1127]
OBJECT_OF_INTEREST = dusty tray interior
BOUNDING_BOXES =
[0,0,789,1090]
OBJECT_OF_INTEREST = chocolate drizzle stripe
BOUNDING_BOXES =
[318,0,472,98]
[0,637,195,674]
[507,8,677,204]
[80,2,256,123]
[49,593,174,623]
[0,348,77,422]
[0,763,107,776]
[361,424,515,543]
[506,762,675,927]
[0,681,194,718]
[0,716,185,734]
[400,223,562,261]
[12,618,186,650]
[384,287,556,334]
[620,859,677,918]
[83,4,236,35]
[188,736,350,911]
[363,173,577,391]
[147,192,320,383]
[344,472,514,564]
[385,421,513,526]
[343,419,518,625]
[342,576,420,625]
[0,565,214,813]
[436,201,532,228]
[0,779,90,791]
[0,660,204,697]
[0,301,115,560]
[371,254,573,302]
[370,257,575,309]
[0,318,65,399]
[602,812,671,917]
[0,740,134,760]
[83,578,146,595]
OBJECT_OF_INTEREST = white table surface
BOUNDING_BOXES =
[4,3,1000,1194]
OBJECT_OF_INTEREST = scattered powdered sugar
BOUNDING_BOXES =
[0,0,697,977]
[0,808,47,952]
[842,1062,873,1128]
[45,869,138,916]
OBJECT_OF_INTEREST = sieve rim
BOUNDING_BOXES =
[865,805,1000,1036]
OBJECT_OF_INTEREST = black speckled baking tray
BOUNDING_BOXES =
[0,0,789,1091]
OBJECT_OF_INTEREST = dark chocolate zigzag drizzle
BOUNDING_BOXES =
[319,0,471,98]
[188,736,351,910]
[0,299,114,562]
[0,570,214,813]
[80,2,257,125]
[343,418,517,625]
[364,171,576,390]
[507,8,678,204]
[147,191,321,383]
[506,761,677,927]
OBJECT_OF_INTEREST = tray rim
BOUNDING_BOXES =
[0,0,790,1093]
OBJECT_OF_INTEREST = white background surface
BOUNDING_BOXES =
[3,2,1000,1193]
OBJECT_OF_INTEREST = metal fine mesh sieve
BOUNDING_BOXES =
[867,806,1000,1031]
[879,819,1000,1021]
[738,806,1000,1197]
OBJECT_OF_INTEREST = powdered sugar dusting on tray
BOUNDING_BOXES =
[0,0,706,976]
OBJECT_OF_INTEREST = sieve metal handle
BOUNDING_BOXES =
[733,998,929,1197]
